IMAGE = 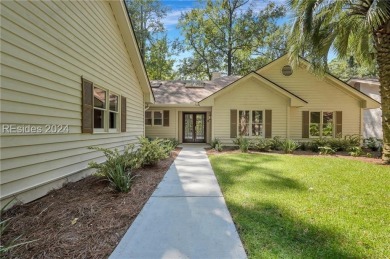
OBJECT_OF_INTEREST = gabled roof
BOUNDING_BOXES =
[199,71,307,107]
[151,76,241,104]
[257,54,380,109]
[109,1,154,103]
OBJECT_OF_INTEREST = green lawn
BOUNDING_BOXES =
[209,153,390,258]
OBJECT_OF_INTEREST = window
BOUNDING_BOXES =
[310,111,334,137]
[93,86,120,132]
[145,111,152,125]
[238,110,264,137]
[154,111,162,126]
[252,111,263,136]
[93,87,106,129]
[145,110,169,126]
[109,94,119,129]
[238,110,249,136]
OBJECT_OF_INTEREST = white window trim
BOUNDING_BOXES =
[146,110,164,127]
[93,86,121,133]
[145,111,152,126]
[309,111,335,138]
[237,110,265,137]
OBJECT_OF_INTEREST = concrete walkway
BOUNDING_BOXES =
[110,144,247,259]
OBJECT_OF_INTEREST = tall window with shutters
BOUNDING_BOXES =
[309,111,335,138]
[237,110,267,137]
[82,78,126,133]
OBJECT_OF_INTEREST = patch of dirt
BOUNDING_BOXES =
[1,148,181,258]
[206,148,386,165]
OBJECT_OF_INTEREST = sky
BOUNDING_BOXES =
[158,0,335,65]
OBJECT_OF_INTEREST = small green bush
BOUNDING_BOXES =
[298,141,309,151]
[138,137,169,166]
[348,146,364,157]
[270,136,283,151]
[211,138,223,152]
[250,137,272,152]
[281,139,300,154]
[318,146,336,155]
[160,138,178,156]
[309,138,329,152]
[364,137,382,151]
[234,137,250,153]
[88,144,141,192]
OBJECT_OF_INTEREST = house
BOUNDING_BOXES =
[347,78,382,139]
[146,55,380,144]
[0,1,154,207]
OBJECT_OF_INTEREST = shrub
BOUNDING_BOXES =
[250,137,272,152]
[348,146,364,157]
[318,146,336,155]
[364,137,382,151]
[298,141,309,151]
[211,138,223,152]
[105,163,134,192]
[234,137,250,153]
[344,134,361,147]
[88,144,141,192]
[270,136,283,151]
[309,138,329,152]
[160,138,178,156]
[138,137,169,166]
[281,139,300,154]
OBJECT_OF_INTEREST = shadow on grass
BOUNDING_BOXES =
[212,153,306,191]
[228,201,361,258]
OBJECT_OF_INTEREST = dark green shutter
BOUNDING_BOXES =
[121,96,126,132]
[230,110,237,138]
[82,78,93,133]
[265,110,272,138]
[335,111,342,137]
[302,111,309,138]
[163,110,169,127]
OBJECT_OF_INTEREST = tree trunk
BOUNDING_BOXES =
[374,20,390,163]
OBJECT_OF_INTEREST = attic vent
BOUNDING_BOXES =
[282,65,293,76]
[185,80,205,88]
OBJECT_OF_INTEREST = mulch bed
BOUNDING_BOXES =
[1,148,181,259]
[206,147,387,165]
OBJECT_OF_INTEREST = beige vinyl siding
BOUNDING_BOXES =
[0,1,145,205]
[212,77,289,143]
[259,56,362,139]
[146,107,212,143]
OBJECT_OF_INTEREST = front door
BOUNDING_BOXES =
[183,113,206,143]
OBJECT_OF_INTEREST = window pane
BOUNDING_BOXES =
[109,112,117,129]
[239,110,249,136]
[252,124,263,136]
[94,109,104,128]
[109,94,118,112]
[310,112,320,123]
[94,87,106,109]
[154,111,162,125]
[252,111,263,123]
[323,112,333,136]
[310,123,320,136]
[145,111,152,125]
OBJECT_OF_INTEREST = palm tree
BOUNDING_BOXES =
[288,0,390,163]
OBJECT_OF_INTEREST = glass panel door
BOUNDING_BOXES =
[195,114,205,142]
[184,114,194,142]
[183,113,206,143]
